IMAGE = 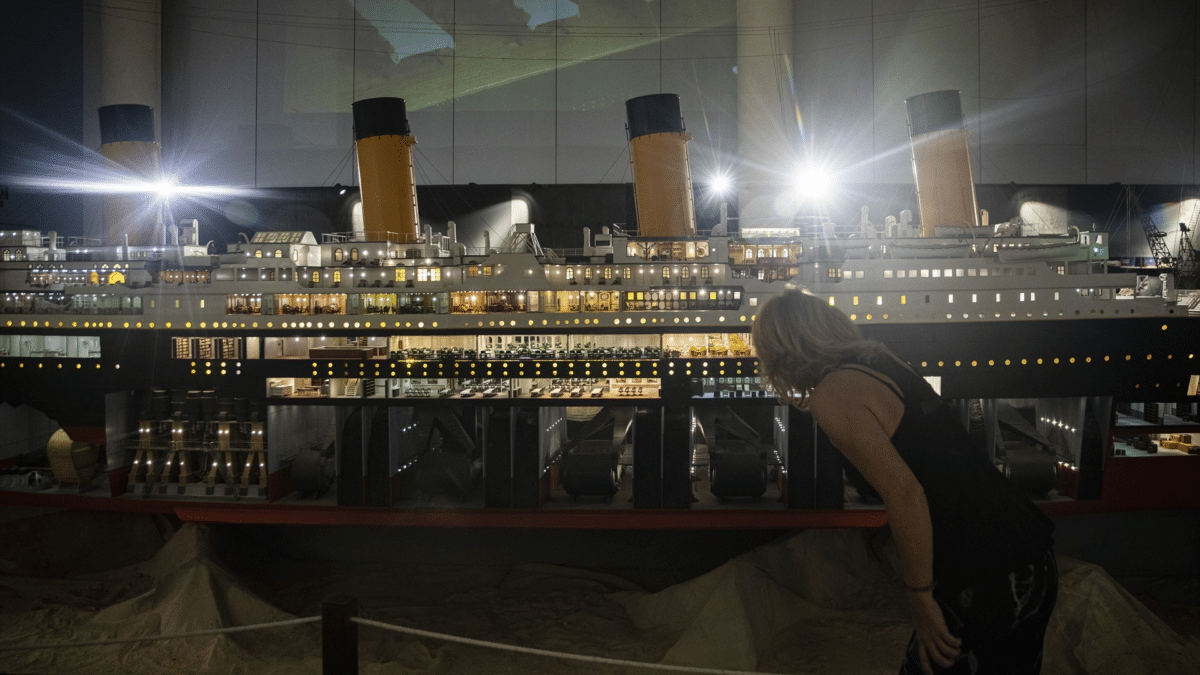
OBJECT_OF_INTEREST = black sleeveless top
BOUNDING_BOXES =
[838,354,1055,594]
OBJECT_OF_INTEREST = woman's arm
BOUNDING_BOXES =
[809,371,961,674]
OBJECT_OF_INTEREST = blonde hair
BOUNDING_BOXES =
[752,287,885,408]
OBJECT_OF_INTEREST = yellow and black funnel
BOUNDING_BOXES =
[626,94,697,237]
[353,97,419,243]
[906,90,978,236]
[99,104,161,246]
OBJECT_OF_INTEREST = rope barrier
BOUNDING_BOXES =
[351,616,793,675]
[0,616,320,652]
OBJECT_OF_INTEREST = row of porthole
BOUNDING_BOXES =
[1,362,112,369]
[6,315,758,331]
[467,315,753,327]
[918,353,1195,368]
[848,309,1143,321]
[8,320,159,329]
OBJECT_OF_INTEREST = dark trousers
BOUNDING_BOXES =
[900,549,1059,675]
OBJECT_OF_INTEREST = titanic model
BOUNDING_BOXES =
[1,91,1197,524]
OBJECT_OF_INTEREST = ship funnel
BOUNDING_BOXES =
[98,104,161,246]
[352,97,419,243]
[905,90,979,236]
[625,94,697,237]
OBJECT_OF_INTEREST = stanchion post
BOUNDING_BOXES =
[322,595,358,675]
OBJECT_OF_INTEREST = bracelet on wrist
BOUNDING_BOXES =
[904,580,935,593]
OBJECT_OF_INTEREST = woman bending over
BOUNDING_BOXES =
[753,288,1057,675]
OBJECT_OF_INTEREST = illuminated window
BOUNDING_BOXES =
[1054,292,1060,301]
[855,271,864,279]
[350,248,359,261]
[829,296,835,306]
[852,296,859,305]
[884,270,894,279]
[876,295,883,305]
[395,268,406,282]
[483,266,493,276]
[968,269,977,277]
[565,268,574,281]
[948,294,954,303]
[900,295,907,305]
[604,267,612,280]
[254,249,263,258]
[971,294,977,303]
[828,268,841,278]
[897,270,906,278]
[932,269,941,278]
[996,293,1002,302]
[623,267,631,279]
[585,268,592,280]
[1030,292,1036,301]
[200,299,206,309]
[662,266,670,279]
[334,249,343,262]
[311,271,319,283]
[333,270,342,283]
[681,267,690,279]
[1,251,8,261]
[275,249,283,258]
[843,270,852,279]
[921,269,930,278]
[700,266,708,278]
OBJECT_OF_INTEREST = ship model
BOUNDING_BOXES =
[1,91,1197,523]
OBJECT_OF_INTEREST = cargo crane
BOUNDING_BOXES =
[1178,209,1198,288]
[1128,187,1199,288]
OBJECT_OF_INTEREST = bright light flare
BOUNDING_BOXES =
[154,177,178,199]
[708,173,731,196]
[791,165,833,200]
[5,175,252,200]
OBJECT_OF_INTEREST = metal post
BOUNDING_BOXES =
[322,595,358,675]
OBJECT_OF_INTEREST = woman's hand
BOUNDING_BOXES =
[907,591,962,674]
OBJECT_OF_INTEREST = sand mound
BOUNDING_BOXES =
[616,529,1200,674]
[0,522,313,675]
[1,516,1196,675]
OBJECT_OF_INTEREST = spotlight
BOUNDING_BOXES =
[791,165,832,200]
[708,173,732,197]
[154,177,178,199]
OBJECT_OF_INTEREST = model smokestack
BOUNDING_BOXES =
[625,94,697,237]
[98,104,161,246]
[906,90,979,236]
[352,97,419,243]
